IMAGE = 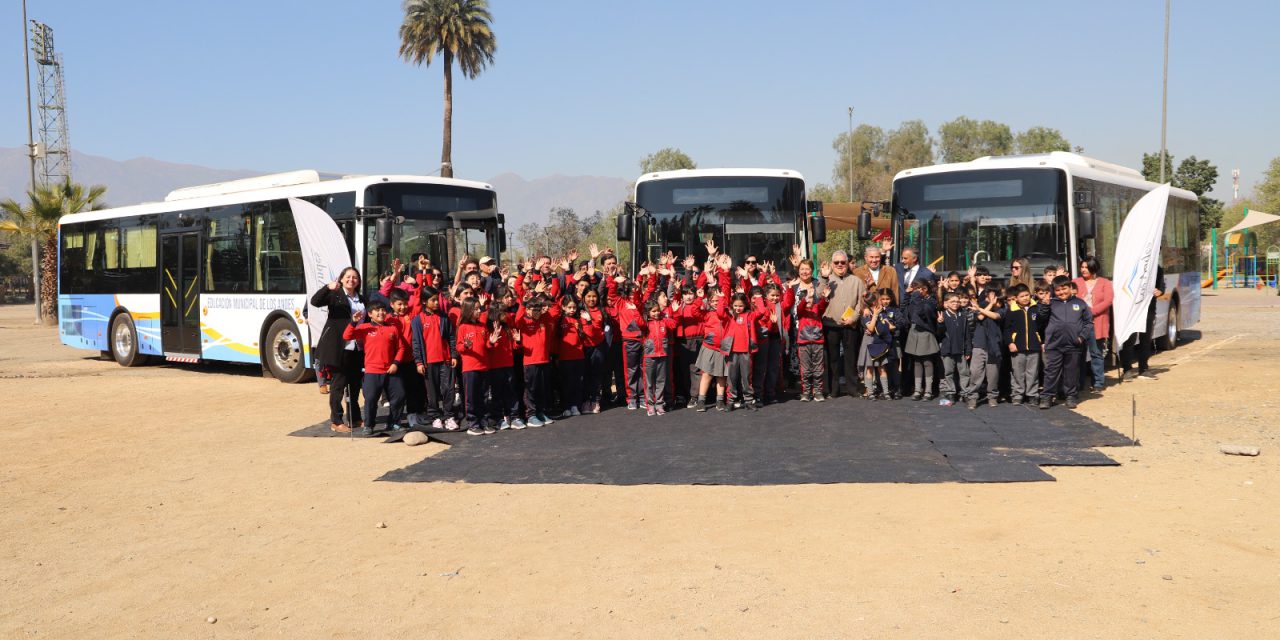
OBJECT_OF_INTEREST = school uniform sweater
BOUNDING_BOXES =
[342,321,405,374]
[410,310,456,365]
[455,322,490,372]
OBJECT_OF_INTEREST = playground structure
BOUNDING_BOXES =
[1207,208,1280,289]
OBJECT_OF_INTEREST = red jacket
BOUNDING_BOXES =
[718,303,764,354]
[514,304,558,365]
[455,322,490,372]
[387,314,415,363]
[580,307,607,347]
[642,315,677,358]
[343,321,405,374]
[793,288,830,345]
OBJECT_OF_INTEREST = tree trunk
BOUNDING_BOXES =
[30,237,42,324]
[440,52,454,178]
[40,234,57,325]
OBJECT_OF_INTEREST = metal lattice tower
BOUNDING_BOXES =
[30,21,71,187]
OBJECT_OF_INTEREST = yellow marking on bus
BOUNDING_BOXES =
[185,294,198,316]
[184,277,197,298]
[164,269,176,289]
[164,288,177,308]
[200,325,260,356]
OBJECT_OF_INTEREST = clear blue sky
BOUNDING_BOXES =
[2,0,1276,201]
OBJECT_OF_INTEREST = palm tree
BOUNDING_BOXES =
[398,0,496,178]
[0,179,107,324]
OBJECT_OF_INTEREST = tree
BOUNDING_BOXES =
[1141,151,1175,183]
[831,124,888,202]
[1256,156,1280,214]
[0,179,108,324]
[639,147,696,174]
[1014,126,1072,154]
[883,119,935,175]
[937,116,1013,163]
[1142,152,1224,239]
[399,0,497,178]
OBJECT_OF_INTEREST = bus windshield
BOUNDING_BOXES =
[893,168,1068,277]
[635,176,803,268]
[364,183,498,286]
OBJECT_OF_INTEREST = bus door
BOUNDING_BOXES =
[160,231,201,356]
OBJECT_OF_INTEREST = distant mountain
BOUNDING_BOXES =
[0,147,629,229]
[0,146,259,208]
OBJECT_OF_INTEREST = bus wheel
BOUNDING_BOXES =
[265,317,307,383]
[1159,302,1179,351]
[110,314,146,367]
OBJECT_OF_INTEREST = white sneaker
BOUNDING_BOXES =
[570,406,582,417]
[539,413,556,424]
[431,418,444,430]
[498,418,511,430]
[407,413,421,428]
[526,415,545,428]
[510,418,527,430]
[444,417,460,431]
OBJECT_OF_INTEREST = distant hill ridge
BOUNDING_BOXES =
[0,146,630,229]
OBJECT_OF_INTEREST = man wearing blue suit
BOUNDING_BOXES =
[894,247,935,397]
[895,247,935,302]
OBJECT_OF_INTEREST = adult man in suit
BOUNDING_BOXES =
[852,245,899,303]
[895,247,935,303]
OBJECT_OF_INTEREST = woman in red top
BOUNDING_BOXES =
[1073,255,1113,391]
[455,298,496,435]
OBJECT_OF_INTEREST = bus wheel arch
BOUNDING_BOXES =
[261,314,309,383]
[108,308,149,367]
[1159,294,1180,351]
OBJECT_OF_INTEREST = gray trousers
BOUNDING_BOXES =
[1010,351,1041,399]
[726,352,754,404]
[940,355,970,399]
[643,357,668,408]
[965,348,1000,401]
[798,343,825,397]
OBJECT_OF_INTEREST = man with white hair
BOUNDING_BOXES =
[852,245,900,304]
[820,250,867,398]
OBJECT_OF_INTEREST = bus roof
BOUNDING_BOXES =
[892,152,1198,201]
[59,173,497,225]
[635,168,805,185]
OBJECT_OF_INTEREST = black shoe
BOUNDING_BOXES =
[1039,397,1052,410]
[715,400,726,412]
[1065,397,1079,409]
[355,426,373,437]
[911,392,923,401]
[922,394,934,401]
[695,397,707,412]
[687,397,698,410]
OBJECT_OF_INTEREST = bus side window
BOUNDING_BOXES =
[255,201,304,293]
[205,204,253,293]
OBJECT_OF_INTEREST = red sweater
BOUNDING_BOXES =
[455,322,490,372]
[515,305,558,365]
[343,321,405,374]
[486,328,515,370]
[410,310,454,365]
[580,307,607,347]
[557,310,599,361]
[673,301,706,338]
[793,289,830,345]
[387,314,414,363]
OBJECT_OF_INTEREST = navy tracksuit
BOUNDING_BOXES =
[1041,296,1093,400]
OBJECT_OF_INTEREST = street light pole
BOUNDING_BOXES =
[1159,0,1170,184]
[22,0,42,324]
[847,107,854,203]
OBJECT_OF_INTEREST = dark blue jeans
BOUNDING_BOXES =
[361,370,405,430]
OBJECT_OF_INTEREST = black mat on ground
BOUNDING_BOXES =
[361,397,1131,486]
[289,417,473,445]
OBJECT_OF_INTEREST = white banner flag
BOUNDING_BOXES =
[1111,184,1170,346]
[288,198,352,348]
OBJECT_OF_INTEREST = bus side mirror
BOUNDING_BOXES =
[806,200,825,215]
[1077,208,1097,240]
[857,210,873,241]
[617,202,639,241]
[375,217,395,248]
[497,213,508,252]
[809,215,827,244]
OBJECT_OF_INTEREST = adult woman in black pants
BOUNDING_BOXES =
[311,267,367,432]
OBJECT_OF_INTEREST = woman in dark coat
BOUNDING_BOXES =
[311,267,367,432]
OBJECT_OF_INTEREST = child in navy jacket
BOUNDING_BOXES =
[965,288,1006,409]
[1039,276,1093,410]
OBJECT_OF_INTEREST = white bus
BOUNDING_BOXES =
[617,168,826,271]
[57,171,506,382]
[891,152,1200,349]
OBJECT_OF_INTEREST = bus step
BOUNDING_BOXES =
[164,353,201,364]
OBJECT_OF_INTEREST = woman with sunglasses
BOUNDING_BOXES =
[1009,257,1034,289]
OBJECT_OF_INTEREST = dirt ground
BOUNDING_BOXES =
[1,289,1277,639]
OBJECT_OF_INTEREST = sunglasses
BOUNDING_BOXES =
[832,260,847,265]
[745,260,758,264]
[1011,265,1022,270]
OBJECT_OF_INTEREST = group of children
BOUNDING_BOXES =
[324,248,1114,437]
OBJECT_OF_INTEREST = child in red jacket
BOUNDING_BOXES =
[486,300,519,431]
[672,285,706,409]
[514,293,558,427]
[409,286,459,431]
[580,288,609,414]
[751,283,792,407]
[556,295,599,417]
[716,258,766,411]
[455,298,495,436]
[342,300,406,437]
[791,283,832,401]
[641,298,678,415]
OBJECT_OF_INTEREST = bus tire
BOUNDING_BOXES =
[110,314,146,367]
[264,317,307,383]
[1158,301,1179,351]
